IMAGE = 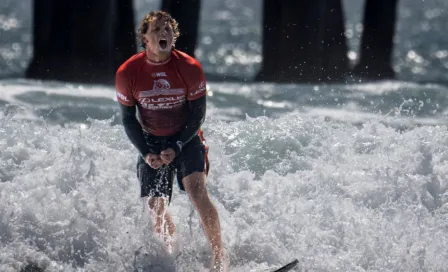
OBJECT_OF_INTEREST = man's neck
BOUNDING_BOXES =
[146,49,171,64]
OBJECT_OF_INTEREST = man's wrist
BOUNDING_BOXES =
[169,140,183,156]
[140,145,152,159]
[142,151,150,159]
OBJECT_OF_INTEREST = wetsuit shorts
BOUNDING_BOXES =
[136,134,209,201]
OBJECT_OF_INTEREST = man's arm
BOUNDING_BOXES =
[119,103,150,158]
[167,95,206,155]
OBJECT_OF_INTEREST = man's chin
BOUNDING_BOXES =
[148,47,172,59]
[157,46,171,53]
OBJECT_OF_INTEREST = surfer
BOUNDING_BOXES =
[115,10,227,272]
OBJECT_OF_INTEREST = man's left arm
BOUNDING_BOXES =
[159,59,207,164]
[167,95,206,155]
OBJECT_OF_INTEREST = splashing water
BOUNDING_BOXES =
[1,108,448,271]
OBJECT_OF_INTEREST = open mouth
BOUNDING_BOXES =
[159,39,168,49]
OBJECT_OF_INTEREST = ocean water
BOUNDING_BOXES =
[1,1,448,271]
[1,0,447,82]
[1,79,448,271]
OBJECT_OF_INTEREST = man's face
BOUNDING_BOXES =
[143,16,174,55]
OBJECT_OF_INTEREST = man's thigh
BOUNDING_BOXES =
[174,136,208,191]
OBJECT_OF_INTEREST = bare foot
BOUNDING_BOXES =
[211,250,228,272]
[163,233,178,255]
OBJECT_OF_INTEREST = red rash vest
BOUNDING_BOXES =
[115,49,207,136]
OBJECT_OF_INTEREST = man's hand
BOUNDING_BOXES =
[145,153,163,169]
[160,148,176,165]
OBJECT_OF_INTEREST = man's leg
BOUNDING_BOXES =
[137,153,177,253]
[182,172,226,270]
[147,196,176,253]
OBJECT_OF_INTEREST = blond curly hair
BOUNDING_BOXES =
[138,10,180,49]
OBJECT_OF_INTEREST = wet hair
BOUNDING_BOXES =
[138,10,180,49]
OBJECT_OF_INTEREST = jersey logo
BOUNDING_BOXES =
[199,81,206,91]
[139,79,185,97]
[140,95,186,110]
[154,79,171,91]
[190,81,207,97]
[152,72,167,78]
[138,78,186,110]
[117,92,129,102]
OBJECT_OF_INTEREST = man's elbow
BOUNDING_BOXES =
[122,116,138,126]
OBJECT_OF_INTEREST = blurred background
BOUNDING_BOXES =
[1,0,447,83]
[1,0,447,126]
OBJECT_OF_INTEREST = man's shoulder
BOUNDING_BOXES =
[117,51,146,75]
[172,49,202,70]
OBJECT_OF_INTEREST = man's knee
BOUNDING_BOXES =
[147,197,168,215]
[183,172,209,202]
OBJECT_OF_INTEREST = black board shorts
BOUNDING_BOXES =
[136,135,209,201]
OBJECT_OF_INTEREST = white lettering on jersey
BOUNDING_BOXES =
[140,96,185,103]
[199,81,206,91]
[139,88,185,97]
[151,72,167,78]
[139,95,186,110]
[190,81,207,97]
[117,92,129,102]
[139,79,185,97]
[137,79,188,110]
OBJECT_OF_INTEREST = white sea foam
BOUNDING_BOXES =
[1,107,448,271]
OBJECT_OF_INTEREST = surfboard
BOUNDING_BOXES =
[271,259,299,272]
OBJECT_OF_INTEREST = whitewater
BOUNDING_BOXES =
[1,79,448,271]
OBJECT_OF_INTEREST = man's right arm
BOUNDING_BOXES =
[119,103,150,158]
[116,68,149,158]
